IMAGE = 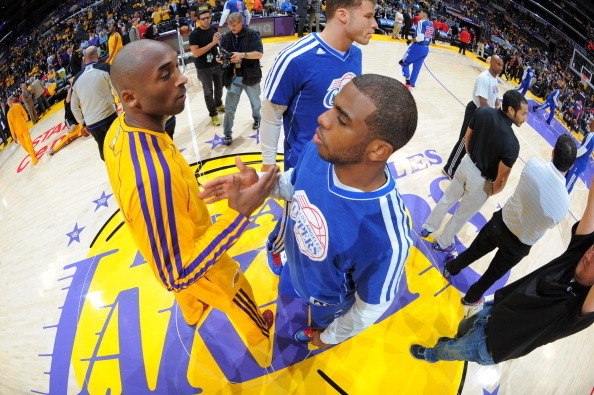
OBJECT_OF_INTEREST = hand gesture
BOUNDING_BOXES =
[310,330,331,349]
[230,52,243,63]
[198,156,279,217]
[212,32,222,45]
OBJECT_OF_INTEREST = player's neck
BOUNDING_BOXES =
[334,163,387,192]
[319,24,353,52]
[124,113,167,133]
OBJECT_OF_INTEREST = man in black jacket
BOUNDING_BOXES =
[217,12,263,145]
[401,8,412,39]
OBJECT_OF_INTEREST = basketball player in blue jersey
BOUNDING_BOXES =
[260,0,378,275]
[200,74,417,348]
[515,64,534,96]
[398,9,433,89]
[533,86,564,125]
[219,0,251,28]
[566,119,594,193]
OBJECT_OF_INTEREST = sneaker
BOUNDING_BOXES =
[211,115,221,126]
[48,149,55,156]
[216,105,225,113]
[546,120,551,125]
[294,326,314,343]
[224,135,232,146]
[398,59,405,66]
[441,168,453,179]
[262,309,274,330]
[420,228,432,238]
[405,84,413,90]
[443,254,456,279]
[432,242,456,253]
[461,297,484,318]
[252,120,260,130]
[267,250,285,276]
[409,344,428,361]
[437,337,451,344]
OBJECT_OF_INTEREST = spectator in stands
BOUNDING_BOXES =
[106,22,124,63]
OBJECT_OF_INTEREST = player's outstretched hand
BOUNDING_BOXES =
[228,165,279,217]
[199,156,261,203]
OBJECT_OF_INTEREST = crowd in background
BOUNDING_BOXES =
[0,0,592,133]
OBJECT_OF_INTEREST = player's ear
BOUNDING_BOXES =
[367,139,393,163]
[120,89,140,109]
[335,8,349,24]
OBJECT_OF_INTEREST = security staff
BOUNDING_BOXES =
[443,55,503,178]
[421,90,527,256]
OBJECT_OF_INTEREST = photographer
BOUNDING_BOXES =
[218,12,263,146]
[189,10,225,126]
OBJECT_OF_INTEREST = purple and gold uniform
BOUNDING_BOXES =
[103,113,272,367]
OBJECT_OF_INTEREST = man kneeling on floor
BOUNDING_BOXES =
[411,174,594,365]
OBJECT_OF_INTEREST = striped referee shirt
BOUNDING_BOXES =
[503,157,570,245]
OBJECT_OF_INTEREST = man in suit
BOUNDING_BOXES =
[297,0,309,37]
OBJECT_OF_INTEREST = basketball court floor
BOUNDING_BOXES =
[1,35,592,394]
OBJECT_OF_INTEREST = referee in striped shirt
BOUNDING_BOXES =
[443,134,577,308]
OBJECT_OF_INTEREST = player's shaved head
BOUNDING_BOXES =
[111,40,170,94]
[111,39,188,123]
[489,55,504,76]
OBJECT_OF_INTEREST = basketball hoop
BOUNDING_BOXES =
[581,73,590,88]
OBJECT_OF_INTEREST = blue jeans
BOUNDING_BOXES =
[423,302,495,365]
[279,262,355,330]
[223,76,261,137]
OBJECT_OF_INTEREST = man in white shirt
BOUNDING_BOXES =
[443,134,577,312]
[443,55,503,178]
[392,8,404,39]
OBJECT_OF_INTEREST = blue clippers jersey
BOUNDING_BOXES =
[415,20,434,46]
[284,142,413,305]
[263,33,362,168]
[547,89,560,104]
[223,0,248,19]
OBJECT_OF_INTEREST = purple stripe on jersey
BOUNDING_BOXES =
[171,216,249,289]
[150,134,183,282]
[129,134,169,287]
[138,133,175,287]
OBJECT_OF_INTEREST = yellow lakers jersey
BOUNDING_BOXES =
[103,113,249,291]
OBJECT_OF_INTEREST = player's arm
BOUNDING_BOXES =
[576,175,594,236]
[477,96,489,107]
[218,3,231,27]
[491,160,512,195]
[464,126,474,153]
[190,32,221,58]
[70,86,85,125]
[313,294,392,347]
[244,6,251,25]
[411,22,423,42]
[125,150,278,291]
[260,100,287,170]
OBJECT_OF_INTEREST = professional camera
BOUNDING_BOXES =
[218,48,233,69]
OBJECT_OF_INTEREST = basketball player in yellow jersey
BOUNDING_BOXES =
[105,40,279,367]
[7,96,38,165]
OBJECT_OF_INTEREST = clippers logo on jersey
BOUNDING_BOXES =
[492,85,499,95]
[290,191,328,261]
[424,26,434,38]
[323,72,356,109]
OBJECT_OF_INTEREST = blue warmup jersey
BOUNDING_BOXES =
[263,33,362,168]
[547,89,560,105]
[223,0,249,21]
[415,19,434,46]
[284,142,413,306]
